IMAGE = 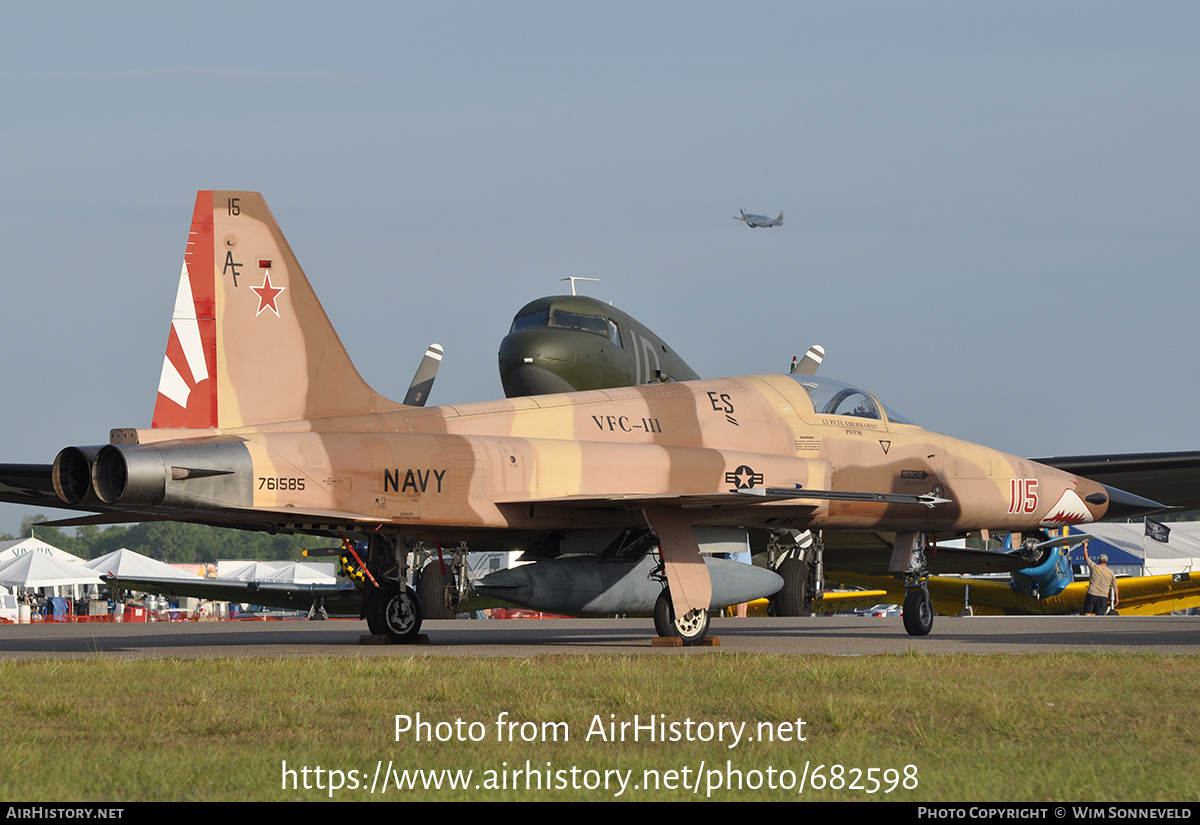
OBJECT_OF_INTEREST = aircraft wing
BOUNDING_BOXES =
[819,532,1035,575]
[103,574,362,616]
[827,572,1038,615]
[34,504,389,534]
[1110,571,1200,615]
[0,463,62,510]
[1036,451,1200,511]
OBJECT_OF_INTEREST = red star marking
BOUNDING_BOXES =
[252,271,286,317]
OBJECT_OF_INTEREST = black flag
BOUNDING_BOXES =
[1145,518,1171,543]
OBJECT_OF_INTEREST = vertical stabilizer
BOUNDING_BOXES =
[152,191,402,429]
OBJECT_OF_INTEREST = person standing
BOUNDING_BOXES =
[1082,540,1119,615]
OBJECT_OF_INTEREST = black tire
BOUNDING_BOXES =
[653,590,671,637]
[903,588,933,637]
[366,582,423,643]
[653,590,710,646]
[418,561,458,620]
[772,558,811,617]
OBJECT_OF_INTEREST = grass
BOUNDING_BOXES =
[1,653,1197,801]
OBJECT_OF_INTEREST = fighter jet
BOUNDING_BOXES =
[0,191,1163,647]
[733,209,783,228]
[494,301,1200,621]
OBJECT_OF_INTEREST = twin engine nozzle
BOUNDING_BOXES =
[51,438,252,511]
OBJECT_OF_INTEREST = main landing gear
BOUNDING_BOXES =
[767,530,818,618]
[417,558,459,620]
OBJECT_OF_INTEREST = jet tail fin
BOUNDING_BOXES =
[152,191,403,430]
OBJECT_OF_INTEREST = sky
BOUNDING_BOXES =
[1,2,1198,535]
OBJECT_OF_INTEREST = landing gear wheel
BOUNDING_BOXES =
[653,591,670,637]
[903,588,933,637]
[771,558,811,617]
[418,561,459,620]
[366,582,423,643]
[654,591,710,646]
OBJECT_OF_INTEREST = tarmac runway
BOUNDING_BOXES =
[1,614,1199,659]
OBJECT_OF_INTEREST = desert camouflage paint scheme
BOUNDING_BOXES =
[31,192,1156,643]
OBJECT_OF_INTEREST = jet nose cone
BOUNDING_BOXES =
[1097,484,1168,521]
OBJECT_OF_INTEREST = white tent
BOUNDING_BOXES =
[84,548,203,581]
[0,537,85,565]
[216,560,336,584]
[0,552,103,589]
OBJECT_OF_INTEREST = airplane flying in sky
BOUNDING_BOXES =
[733,209,783,228]
[0,191,1165,646]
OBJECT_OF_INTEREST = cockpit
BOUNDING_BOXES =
[789,376,913,425]
[509,305,623,348]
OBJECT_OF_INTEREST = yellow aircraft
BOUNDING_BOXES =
[833,543,1200,617]
[0,191,1165,646]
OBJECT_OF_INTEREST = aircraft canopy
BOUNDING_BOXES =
[510,302,623,347]
[789,376,913,425]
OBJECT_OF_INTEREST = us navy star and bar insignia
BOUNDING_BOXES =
[725,465,764,490]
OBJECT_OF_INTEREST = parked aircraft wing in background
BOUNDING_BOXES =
[1036,452,1200,511]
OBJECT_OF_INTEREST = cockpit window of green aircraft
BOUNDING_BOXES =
[549,310,623,347]
[510,309,550,333]
[606,319,622,347]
